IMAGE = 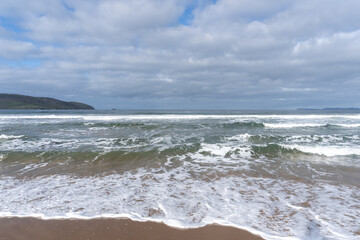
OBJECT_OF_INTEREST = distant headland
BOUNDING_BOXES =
[297,108,360,111]
[0,94,94,110]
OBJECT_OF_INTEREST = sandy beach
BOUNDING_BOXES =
[0,217,264,240]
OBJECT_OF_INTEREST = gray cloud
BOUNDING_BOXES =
[0,0,359,109]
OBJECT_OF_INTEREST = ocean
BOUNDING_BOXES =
[0,110,359,240]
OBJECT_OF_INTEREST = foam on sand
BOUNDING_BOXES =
[0,167,358,240]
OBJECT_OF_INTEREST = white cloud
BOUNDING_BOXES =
[293,30,360,61]
[0,39,38,59]
[281,88,318,92]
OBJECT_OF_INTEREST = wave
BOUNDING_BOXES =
[247,134,360,144]
[0,143,203,174]
[284,145,360,157]
[264,123,360,128]
[250,143,360,158]
[84,122,160,130]
[0,135,173,152]
[0,134,23,139]
[327,124,360,128]
[251,144,305,158]
[248,135,285,144]
[222,122,265,129]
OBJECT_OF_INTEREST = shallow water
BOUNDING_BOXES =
[0,110,359,240]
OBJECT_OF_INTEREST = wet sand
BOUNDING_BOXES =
[0,217,264,240]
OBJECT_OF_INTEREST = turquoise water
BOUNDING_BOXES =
[0,110,359,239]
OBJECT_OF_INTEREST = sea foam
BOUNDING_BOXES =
[0,169,358,240]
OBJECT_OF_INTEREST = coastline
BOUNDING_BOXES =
[0,217,265,240]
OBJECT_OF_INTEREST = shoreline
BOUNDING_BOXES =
[0,217,265,240]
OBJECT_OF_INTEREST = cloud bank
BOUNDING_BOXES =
[0,0,359,109]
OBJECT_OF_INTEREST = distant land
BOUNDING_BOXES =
[0,94,94,110]
[297,108,360,111]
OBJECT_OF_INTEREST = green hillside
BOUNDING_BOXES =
[0,94,94,110]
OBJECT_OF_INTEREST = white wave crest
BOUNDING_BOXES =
[285,145,360,157]
[265,123,360,128]
[0,134,23,139]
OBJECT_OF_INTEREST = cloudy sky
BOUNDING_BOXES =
[1,0,360,109]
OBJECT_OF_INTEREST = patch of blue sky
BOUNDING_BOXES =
[0,16,26,33]
[178,4,196,26]
[0,58,42,69]
[178,0,217,26]
[62,1,75,12]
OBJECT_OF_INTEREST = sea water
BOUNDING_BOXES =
[0,110,359,240]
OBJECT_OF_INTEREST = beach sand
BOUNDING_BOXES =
[0,217,264,240]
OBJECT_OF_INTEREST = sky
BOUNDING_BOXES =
[0,0,360,110]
